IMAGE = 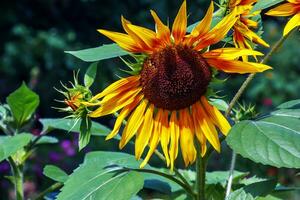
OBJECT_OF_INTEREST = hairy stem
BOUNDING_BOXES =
[8,157,24,200]
[225,152,237,197]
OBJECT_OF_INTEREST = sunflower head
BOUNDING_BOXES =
[83,0,271,169]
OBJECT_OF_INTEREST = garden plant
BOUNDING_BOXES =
[0,0,300,199]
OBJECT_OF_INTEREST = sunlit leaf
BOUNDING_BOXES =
[65,43,128,62]
[56,151,144,200]
[39,118,112,138]
[0,133,33,162]
[252,0,285,13]
[6,83,39,127]
[226,115,300,168]
[43,165,68,183]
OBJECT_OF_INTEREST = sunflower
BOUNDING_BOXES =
[86,1,271,170]
[229,0,269,60]
[265,0,300,36]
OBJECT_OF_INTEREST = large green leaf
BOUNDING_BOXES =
[56,151,144,200]
[39,118,112,137]
[34,136,58,145]
[270,99,300,118]
[6,83,40,127]
[252,0,285,13]
[43,165,68,183]
[65,43,128,62]
[226,116,300,168]
[227,179,277,200]
[0,133,33,162]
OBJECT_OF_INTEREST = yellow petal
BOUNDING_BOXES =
[135,104,154,160]
[283,13,300,36]
[127,24,158,51]
[189,1,214,44]
[202,48,263,60]
[172,0,187,44]
[200,96,231,135]
[195,102,221,152]
[192,105,207,157]
[169,111,180,171]
[140,109,163,168]
[160,110,171,166]
[106,96,142,140]
[194,9,238,50]
[121,16,148,50]
[234,21,269,47]
[179,109,196,166]
[150,10,171,46]
[90,76,140,102]
[265,3,298,17]
[206,58,272,74]
[97,29,140,52]
[89,88,142,117]
[119,100,148,149]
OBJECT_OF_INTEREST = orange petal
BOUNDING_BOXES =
[160,110,171,166]
[169,111,180,171]
[135,104,155,160]
[172,0,187,44]
[179,109,196,166]
[106,95,143,140]
[194,9,238,50]
[206,58,272,74]
[140,109,163,168]
[150,10,171,46]
[97,29,140,52]
[126,24,158,52]
[192,105,207,157]
[283,13,300,36]
[194,102,220,152]
[200,96,231,135]
[265,3,298,16]
[202,48,263,60]
[119,100,148,148]
[186,1,214,46]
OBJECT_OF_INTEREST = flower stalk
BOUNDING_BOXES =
[8,157,24,200]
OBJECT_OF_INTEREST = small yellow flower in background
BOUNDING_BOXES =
[229,0,269,60]
[86,0,271,170]
[266,0,300,36]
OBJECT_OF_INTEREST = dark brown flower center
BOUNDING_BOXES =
[141,45,212,110]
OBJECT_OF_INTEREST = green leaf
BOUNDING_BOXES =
[84,62,98,88]
[0,133,33,162]
[206,184,225,200]
[206,171,248,186]
[277,99,300,109]
[226,116,300,168]
[34,136,58,145]
[6,83,40,127]
[39,118,112,138]
[43,165,68,183]
[227,179,277,200]
[79,117,92,151]
[65,43,128,62]
[209,98,229,112]
[56,151,144,200]
[252,0,285,13]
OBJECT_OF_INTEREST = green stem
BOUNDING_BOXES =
[196,154,207,200]
[8,157,24,200]
[35,182,63,200]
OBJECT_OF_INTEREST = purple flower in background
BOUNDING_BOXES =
[0,161,10,174]
[31,129,41,136]
[60,140,76,156]
[263,98,273,106]
[49,152,63,162]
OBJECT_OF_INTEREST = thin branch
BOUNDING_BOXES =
[34,182,63,200]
